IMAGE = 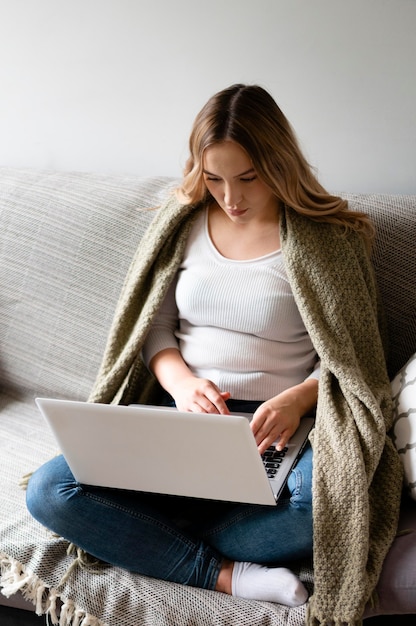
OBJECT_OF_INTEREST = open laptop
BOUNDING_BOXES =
[35,398,314,506]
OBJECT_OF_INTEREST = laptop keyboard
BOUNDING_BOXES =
[262,446,288,478]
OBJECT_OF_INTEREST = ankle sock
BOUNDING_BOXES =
[231,561,308,607]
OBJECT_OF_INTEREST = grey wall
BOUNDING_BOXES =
[0,0,415,193]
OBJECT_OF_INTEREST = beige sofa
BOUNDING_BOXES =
[1,167,415,625]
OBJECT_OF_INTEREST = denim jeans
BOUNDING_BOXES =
[26,400,313,591]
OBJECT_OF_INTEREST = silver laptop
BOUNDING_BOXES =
[36,398,314,507]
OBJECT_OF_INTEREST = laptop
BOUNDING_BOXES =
[35,398,314,506]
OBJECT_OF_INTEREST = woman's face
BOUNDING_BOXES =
[202,141,278,223]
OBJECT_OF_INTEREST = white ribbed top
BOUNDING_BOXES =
[142,209,318,400]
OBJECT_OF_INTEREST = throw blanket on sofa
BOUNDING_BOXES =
[88,195,403,626]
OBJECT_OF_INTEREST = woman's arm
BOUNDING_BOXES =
[143,275,230,414]
[250,377,318,455]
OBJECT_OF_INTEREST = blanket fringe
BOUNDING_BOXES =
[0,553,106,626]
[19,471,33,490]
[59,543,107,587]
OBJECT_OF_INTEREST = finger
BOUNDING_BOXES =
[189,400,214,413]
[191,395,227,415]
[251,415,280,445]
[204,389,230,414]
[250,411,267,437]
[256,429,285,455]
[255,423,287,454]
[257,434,278,456]
[215,393,231,414]
[253,425,274,451]
[275,431,290,451]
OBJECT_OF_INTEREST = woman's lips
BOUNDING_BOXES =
[227,208,248,217]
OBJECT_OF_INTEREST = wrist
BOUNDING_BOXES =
[290,379,318,416]
[150,348,195,393]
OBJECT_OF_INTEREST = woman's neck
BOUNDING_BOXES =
[207,202,281,260]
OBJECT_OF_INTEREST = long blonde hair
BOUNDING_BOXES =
[177,84,373,238]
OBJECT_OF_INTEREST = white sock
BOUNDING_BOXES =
[231,561,308,607]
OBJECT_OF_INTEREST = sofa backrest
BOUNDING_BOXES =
[0,168,415,402]
[0,168,176,400]
[343,193,416,377]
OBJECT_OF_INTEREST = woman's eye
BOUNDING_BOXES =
[204,175,257,183]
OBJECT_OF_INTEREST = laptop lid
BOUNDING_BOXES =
[36,398,314,507]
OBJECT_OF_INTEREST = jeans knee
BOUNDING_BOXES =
[26,463,50,524]
[26,455,76,527]
[287,444,313,506]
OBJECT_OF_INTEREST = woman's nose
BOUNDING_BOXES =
[224,184,242,207]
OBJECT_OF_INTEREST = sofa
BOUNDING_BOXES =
[0,166,415,626]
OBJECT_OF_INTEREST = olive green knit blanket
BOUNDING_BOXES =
[89,195,403,626]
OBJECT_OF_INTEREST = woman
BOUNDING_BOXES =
[27,84,403,625]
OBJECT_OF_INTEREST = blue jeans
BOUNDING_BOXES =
[26,400,313,591]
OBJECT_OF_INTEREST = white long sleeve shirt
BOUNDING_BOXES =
[142,209,319,401]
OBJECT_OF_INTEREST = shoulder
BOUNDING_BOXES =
[281,206,373,292]
[281,205,366,252]
[143,196,204,246]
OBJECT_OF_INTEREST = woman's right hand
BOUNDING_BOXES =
[172,376,231,414]
[149,347,230,414]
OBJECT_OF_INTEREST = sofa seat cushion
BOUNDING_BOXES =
[363,497,416,618]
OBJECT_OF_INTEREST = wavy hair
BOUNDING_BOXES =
[177,84,373,239]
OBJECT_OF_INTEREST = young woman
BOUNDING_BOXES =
[27,84,403,625]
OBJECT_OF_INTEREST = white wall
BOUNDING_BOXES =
[0,0,415,193]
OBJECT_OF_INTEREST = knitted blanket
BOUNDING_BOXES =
[89,195,403,626]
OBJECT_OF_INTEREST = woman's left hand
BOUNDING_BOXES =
[250,379,318,455]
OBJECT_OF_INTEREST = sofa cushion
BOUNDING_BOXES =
[363,498,416,617]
